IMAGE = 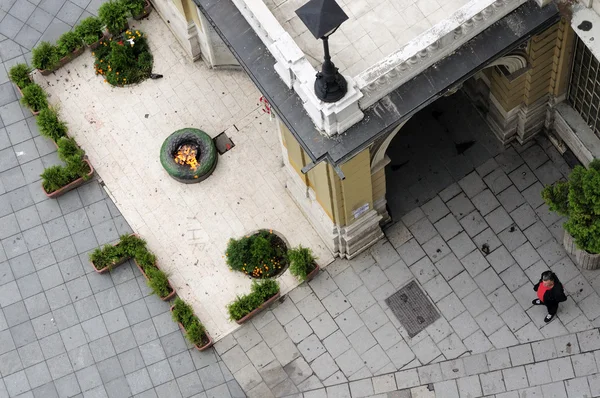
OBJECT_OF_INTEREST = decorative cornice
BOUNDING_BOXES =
[354,0,529,108]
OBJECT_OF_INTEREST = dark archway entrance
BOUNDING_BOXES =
[385,90,503,219]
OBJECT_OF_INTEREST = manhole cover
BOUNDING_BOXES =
[385,280,440,337]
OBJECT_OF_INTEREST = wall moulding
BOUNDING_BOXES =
[355,0,529,109]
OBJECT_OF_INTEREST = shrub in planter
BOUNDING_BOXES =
[226,230,288,278]
[123,0,146,17]
[57,31,83,59]
[9,64,32,89]
[227,279,280,323]
[98,0,129,36]
[32,41,60,72]
[171,298,212,349]
[93,30,153,86]
[20,84,48,114]
[41,138,91,194]
[37,107,68,142]
[90,244,126,271]
[145,266,171,297]
[543,159,600,255]
[288,246,318,282]
[76,16,104,46]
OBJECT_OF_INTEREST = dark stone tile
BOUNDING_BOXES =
[92,219,118,246]
[0,166,26,192]
[74,295,100,323]
[38,17,70,43]
[15,205,41,230]
[16,272,42,298]
[0,81,17,107]
[13,138,39,164]
[72,227,99,254]
[36,195,62,221]
[39,332,66,359]
[51,236,77,262]
[0,102,25,125]
[56,0,83,26]
[14,24,42,50]
[58,255,85,282]
[45,284,72,311]
[52,304,79,330]
[24,292,50,318]
[30,243,57,270]
[26,6,53,33]
[64,208,91,234]
[10,320,36,347]
[3,301,28,327]
[37,263,64,290]
[65,274,92,301]
[78,182,104,206]
[23,224,49,250]
[85,201,111,226]
[57,190,83,214]
[43,217,70,243]
[8,186,34,211]
[8,0,35,22]
[2,233,28,259]
[0,14,24,39]
[0,147,18,172]
[33,135,56,157]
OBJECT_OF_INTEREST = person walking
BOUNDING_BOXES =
[532,271,567,323]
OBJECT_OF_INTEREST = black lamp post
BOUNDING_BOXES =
[295,0,349,103]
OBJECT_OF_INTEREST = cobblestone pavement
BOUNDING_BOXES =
[214,138,600,397]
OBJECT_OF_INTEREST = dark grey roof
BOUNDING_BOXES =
[193,0,559,172]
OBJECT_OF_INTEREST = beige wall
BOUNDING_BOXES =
[280,123,375,228]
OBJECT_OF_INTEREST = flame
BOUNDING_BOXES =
[174,144,199,171]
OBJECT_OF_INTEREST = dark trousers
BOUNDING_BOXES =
[545,301,559,315]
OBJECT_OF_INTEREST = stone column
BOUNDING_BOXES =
[278,120,383,259]
[486,20,570,145]
[151,0,202,60]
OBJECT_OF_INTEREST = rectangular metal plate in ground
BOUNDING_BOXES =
[385,280,440,338]
[213,132,235,155]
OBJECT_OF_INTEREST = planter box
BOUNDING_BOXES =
[93,255,129,274]
[564,231,600,270]
[87,39,102,50]
[14,84,40,116]
[38,68,56,76]
[170,306,213,351]
[104,22,130,39]
[235,292,280,325]
[43,159,94,198]
[133,1,153,20]
[59,47,85,67]
[134,259,176,301]
[304,263,320,283]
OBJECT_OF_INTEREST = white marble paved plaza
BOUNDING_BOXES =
[38,13,334,340]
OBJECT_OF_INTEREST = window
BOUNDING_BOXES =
[568,36,600,137]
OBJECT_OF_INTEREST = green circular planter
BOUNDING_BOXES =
[160,128,218,183]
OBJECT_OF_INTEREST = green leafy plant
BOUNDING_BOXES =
[119,234,146,256]
[171,298,207,346]
[41,133,91,193]
[75,16,104,45]
[57,31,83,57]
[57,137,82,159]
[98,0,129,35]
[20,84,48,112]
[227,280,280,321]
[135,249,156,270]
[122,0,146,16]
[93,30,153,86]
[89,244,125,270]
[40,165,72,193]
[287,246,316,281]
[543,159,600,254]
[9,64,32,89]
[145,266,171,298]
[37,107,68,142]
[226,230,287,278]
[32,41,60,71]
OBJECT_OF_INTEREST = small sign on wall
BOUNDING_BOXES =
[353,203,369,219]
